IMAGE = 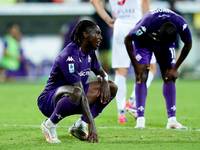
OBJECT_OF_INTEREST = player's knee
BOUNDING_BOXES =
[71,87,82,103]
[109,81,118,97]
[164,76,175,83]
[141,69,149,83]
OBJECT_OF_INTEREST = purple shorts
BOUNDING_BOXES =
[134,41,176,68]
[37,83,90,117]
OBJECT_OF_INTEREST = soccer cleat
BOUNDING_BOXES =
[68,124,88,141]
[118,114,127,123]
[125,100,137,119]
[40,120,61,143]
[135,117,145,129]
[166,120,188,130]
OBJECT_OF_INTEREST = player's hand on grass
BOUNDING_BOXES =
[87,122,98,143]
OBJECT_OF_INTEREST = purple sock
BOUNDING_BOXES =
[50,97,79,124]
[81,97,114,123]
[136,83,147,117]
[163,83,176,118]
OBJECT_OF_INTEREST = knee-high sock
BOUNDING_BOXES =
[146,71,154,88]
[114,74,126,115]
[50,97,79,124]
[136,83,147,117]
[129,71,154,105]
[163,83,176,118]
[81,97,114,123]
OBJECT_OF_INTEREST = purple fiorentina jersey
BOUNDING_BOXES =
[39,42,101,98]
[129,8,192,46]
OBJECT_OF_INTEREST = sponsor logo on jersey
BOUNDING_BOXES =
[78,70,90,76]
[117,0,126,5]
[66,56,75,62]
[135,54,142,61]
[69,63,75,73]
[136,29,143,36]
[183,24,187,31]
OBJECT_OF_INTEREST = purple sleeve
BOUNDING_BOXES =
[174,16,192,43]
[129,11,152,38]
[91,50,101,72]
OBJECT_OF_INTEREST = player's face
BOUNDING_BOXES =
[87,25,103,50]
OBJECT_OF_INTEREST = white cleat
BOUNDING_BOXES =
[68,124,88,141]
[40,120,61,143]
[166,121,188,130]
[135,117,145,129]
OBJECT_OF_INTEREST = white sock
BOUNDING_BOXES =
[168,116,177,123]
[146,71,154,88]
[114,74,127,116]
[75,118,87,128]
[46,118,57,127]
[129,84,136,105]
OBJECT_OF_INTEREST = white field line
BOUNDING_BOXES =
[1,124,200,131]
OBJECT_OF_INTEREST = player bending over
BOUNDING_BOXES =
[125,8,192,129]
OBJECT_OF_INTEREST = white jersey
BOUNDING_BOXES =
[109,0,144,68]
[109,0,143,21]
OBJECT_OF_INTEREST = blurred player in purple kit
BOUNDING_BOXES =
[38,20,118,143]
[91,0,157,123]
[125,8,192,129]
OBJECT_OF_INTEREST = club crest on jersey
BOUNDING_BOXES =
[66,56,75,62]
[88,55,91,62]
[136,29,143,36]
[135,54,142,61]
[69,63,75,73]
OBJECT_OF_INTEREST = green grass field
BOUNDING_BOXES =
[0,79,200,150]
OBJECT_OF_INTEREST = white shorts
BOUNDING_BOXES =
[112,19,137,69]
[150,53,156,64]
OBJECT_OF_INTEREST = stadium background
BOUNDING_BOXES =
[0,0,200,81]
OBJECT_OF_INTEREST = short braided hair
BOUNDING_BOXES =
[160,21,177,45]
[70,20,97,46]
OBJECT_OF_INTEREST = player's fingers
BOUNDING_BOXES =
[97,90,100,97]
[100,92,104,103]
[92,135,98,143]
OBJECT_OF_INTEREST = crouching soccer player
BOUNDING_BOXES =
[125,8,192,129]
[37,20,118,143]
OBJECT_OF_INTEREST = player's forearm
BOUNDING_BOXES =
[72,82,95,125]
[94,66,109,82]
[125,35,138,68]
[174,40,192,69]
[90,0,111,23]
[142,0,149,15]
[81,94,95,125]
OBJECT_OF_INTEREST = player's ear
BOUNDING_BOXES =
[83,32,89,38]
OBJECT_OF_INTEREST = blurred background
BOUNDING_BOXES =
[0,0,199,82]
